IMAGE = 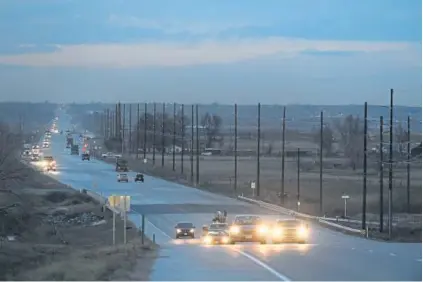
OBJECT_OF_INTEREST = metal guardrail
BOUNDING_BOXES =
[238,195,366,235]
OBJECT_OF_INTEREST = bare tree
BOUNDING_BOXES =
[0,122,28,192]
[313,124,334,156]
[394,122,408,156]
[201,113,223,148]
[334,115,364,170]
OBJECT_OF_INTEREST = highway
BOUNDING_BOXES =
[38,112,421,281]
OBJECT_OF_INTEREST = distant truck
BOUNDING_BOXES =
[71,144,79,155]
[67,136,74,148]
[115,158,129,172]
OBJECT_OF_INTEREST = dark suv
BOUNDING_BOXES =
[81,153,90,161]
[228,215,267,244]
[175,222,196,239]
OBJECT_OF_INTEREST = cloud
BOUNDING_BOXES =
[0,37,418,68]
[18,44,36,48]
[107,14,267,35]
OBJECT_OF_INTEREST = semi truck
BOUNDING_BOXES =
[71,144,79,155]
[67,136,73,148]
[116,158,129,172]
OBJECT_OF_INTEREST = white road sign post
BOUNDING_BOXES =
[250,181,256,197]
[341,194,350,218]
[123,196,127,244]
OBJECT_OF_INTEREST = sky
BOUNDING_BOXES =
[0,0,421,106]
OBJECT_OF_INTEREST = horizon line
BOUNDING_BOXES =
[0,101,421,108]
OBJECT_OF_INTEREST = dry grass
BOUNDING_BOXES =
[0,163,157,281]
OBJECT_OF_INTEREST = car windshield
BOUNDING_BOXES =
[120,174,127,177]
[176,223,194,228]
[209,224,227,230]
[277,220,299,227]
[234,216,261,225]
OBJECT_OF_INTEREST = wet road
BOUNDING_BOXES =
[39,113,422,281]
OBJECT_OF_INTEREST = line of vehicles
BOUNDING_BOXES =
[23,125,58,172]
[66,130,144,183]
[174,213,310,245]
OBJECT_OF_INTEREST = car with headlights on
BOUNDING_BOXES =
[203,230,230,245]
[175,222,196,239]
[228,215,267,244]
[271,219,309,244]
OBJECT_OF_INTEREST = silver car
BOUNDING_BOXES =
[117,173,129,182]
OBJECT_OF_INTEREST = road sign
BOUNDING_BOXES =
[108,195,131,212]
[341,195,350,199]
[250,181,256,189]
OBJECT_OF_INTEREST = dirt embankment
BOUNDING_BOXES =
[0,164,157,280]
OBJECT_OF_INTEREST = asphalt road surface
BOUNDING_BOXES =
[36,112,422,281]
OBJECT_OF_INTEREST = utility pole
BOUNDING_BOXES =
[162,103,165,167]
[111,110,115,138]
[379,116,384,232]
[122,104,126,154]
[153,103,156,165]
[297,148,300,212]
[172,103,176,171]
[191,105,194,183]
[196,104,200,185]
[407,115,411,213]
[234,103,238,191]
[136,104,140,159]
[115,104,118,139]
[388,89,394,239]
[181,104,185,174]
[362,102,368,229]
[256,103,261,197]
[144,103,147,160]
[105,109,107,139]
[129,104,132,154]
[281,106,286,205]
[320,111,324,215]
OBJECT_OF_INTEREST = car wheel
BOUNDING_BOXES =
[175,235,179,239]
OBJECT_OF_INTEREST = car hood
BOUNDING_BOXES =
[238,225,258,231]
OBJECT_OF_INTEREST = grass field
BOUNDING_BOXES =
[131,153,422,217]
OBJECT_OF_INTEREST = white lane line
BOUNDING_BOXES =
[416,259,421,262]
[368,249,373,253]
[233,249,291,281]
[389,253,396,257]
[146,219,172,240]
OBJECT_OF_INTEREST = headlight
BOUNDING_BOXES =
[176,229,181,233]
[297,226,308,237]
[203,236,212,244]
[221,236,229,244]
[230,226,240,234]
[273,227,283,237]
[190,229,194,233]
[258,225,268,234]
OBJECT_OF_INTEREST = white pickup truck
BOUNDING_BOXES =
[101,152,122,159]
